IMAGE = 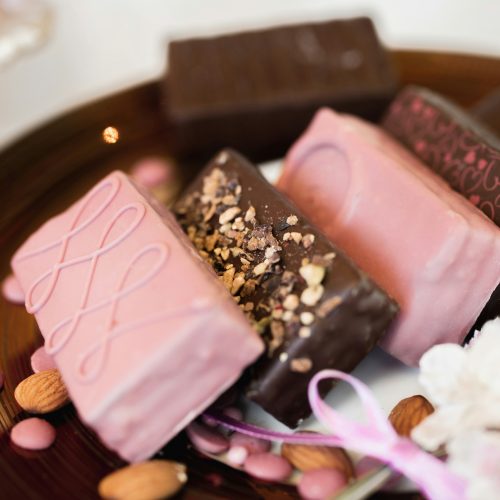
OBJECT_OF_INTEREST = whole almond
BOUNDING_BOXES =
[281,441,355,480]
[14,369,69,414]
[98,460,188,500]
[388,395,434,437]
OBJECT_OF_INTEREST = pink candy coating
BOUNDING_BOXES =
[1,274,25,305]
[11,418,56,450]
[186,422,229,454]
[298,468,348,499]
[30,346,56,373]
[244,453,292,482]
[130,157,172,188]
[230,432,271,454]
[227,445,249,466]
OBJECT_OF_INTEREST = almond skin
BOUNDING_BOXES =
[281,441,355,480]
[388,395,434,437]
[14,369,69,414]
[98,460,187,500]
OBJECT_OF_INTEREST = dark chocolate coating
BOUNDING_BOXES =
[175,149,398,427]
[382,85,500,226]
[165,17,398,161]
[471,87,500,136]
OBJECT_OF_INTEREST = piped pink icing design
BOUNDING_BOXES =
[278,108,500,366]
[383,88,500,225]
[11,171,263,462]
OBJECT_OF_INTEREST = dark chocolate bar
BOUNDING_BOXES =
[382,85,500,226]
[165,17,398,161]
[174,149,398,427]
[471,87,500,136]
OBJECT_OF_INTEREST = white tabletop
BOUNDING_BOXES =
[1,0,500,149]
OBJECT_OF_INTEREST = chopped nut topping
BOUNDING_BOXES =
[300,312,315,325]
[216,151,229,164]
[272,307,283,319]
[244,205,256,222]
[283,232,291,242]
[253,260,269,276]
[244,302,254,312]
[290,232,302,244]
[299,326,312,338]
[302,234,315,249]
[282,310,294,322]
[231,247,243,257]
[290,357,312,373]
[299,263,326,287]
[283,294,299,311]
[286,215,298,226]
[301,285,325,306]
[231,273,246,295]
[317,296,343,317]
[222,194,237,206]
[221,248,230,261]
[219,207,241,225]
[219,223,231,234]
[222,267,235,290]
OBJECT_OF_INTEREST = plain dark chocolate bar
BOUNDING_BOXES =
[382,85,500,226]
[165,17,398,161]
[471,87,500,136]
[174,149,398,427]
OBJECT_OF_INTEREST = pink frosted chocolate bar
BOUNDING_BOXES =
[11,171,263,462]
[278,108,500,365]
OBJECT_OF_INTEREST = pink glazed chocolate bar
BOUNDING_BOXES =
[278,108,500,365]
[11,171,263,462]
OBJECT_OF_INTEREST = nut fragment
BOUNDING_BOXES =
[302,234,315,249]
[281,439,355,479]
[290,358,312,373]
[219,207,241,225]
[244,205,256,222]
[301,285,324,306]
[388,395,434,438]
[14,369,69,414]
[286,215,298,226]
[299,263,325,287]
[283,294,299,311]
[98,460,187,500]
[253,260,269,276]
[300,312,315,325]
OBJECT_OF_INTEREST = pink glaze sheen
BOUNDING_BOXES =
[130,157,172,188]
[11,171,263,462]
[186,422,229,454]
[2,274,25,304]
[298,468,348,499]
[230,432,271,454]
[244,453,292,482]
[30,346,57,373]
[11,418,56,450]
[279,108,500,365]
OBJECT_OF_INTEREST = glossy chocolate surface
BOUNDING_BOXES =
[165,17,398,160]
[471,87,500,136]
[175,149,398,427]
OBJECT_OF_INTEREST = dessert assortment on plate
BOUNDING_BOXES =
[1,15,500,500]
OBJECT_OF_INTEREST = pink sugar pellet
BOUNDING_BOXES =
[222,406,243,421]
[2,274,25,305]
[227,445,249,466]
[244,453,292,482]
[30,346,56,373]
[186,422,229,454]
[230,432,271,454]
[130,157,172,188]
[11,418,56,450]
[298,468,348,499]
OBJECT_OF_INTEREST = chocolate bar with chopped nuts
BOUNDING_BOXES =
[164,17,398,160]
[174,149,398,427]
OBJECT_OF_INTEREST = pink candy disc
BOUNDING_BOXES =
[298,468,348,499]
[227,445,249,466]
[1,274,25,305]
[186,422,229,454]
[244,453,292,482]
[30,346,57,373]
[230,432,271,454]
[11,418,56,450]
[130,157,172,188]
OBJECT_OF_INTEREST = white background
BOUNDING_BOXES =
[1,0,500,148]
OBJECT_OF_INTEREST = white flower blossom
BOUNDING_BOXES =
[412,317,500,451]
[447,430,500,500]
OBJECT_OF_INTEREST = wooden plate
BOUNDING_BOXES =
[1,50,499,500]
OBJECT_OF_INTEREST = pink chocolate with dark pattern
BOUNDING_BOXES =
[382,85,500,226]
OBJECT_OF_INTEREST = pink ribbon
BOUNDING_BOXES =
[205,369,466,500]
